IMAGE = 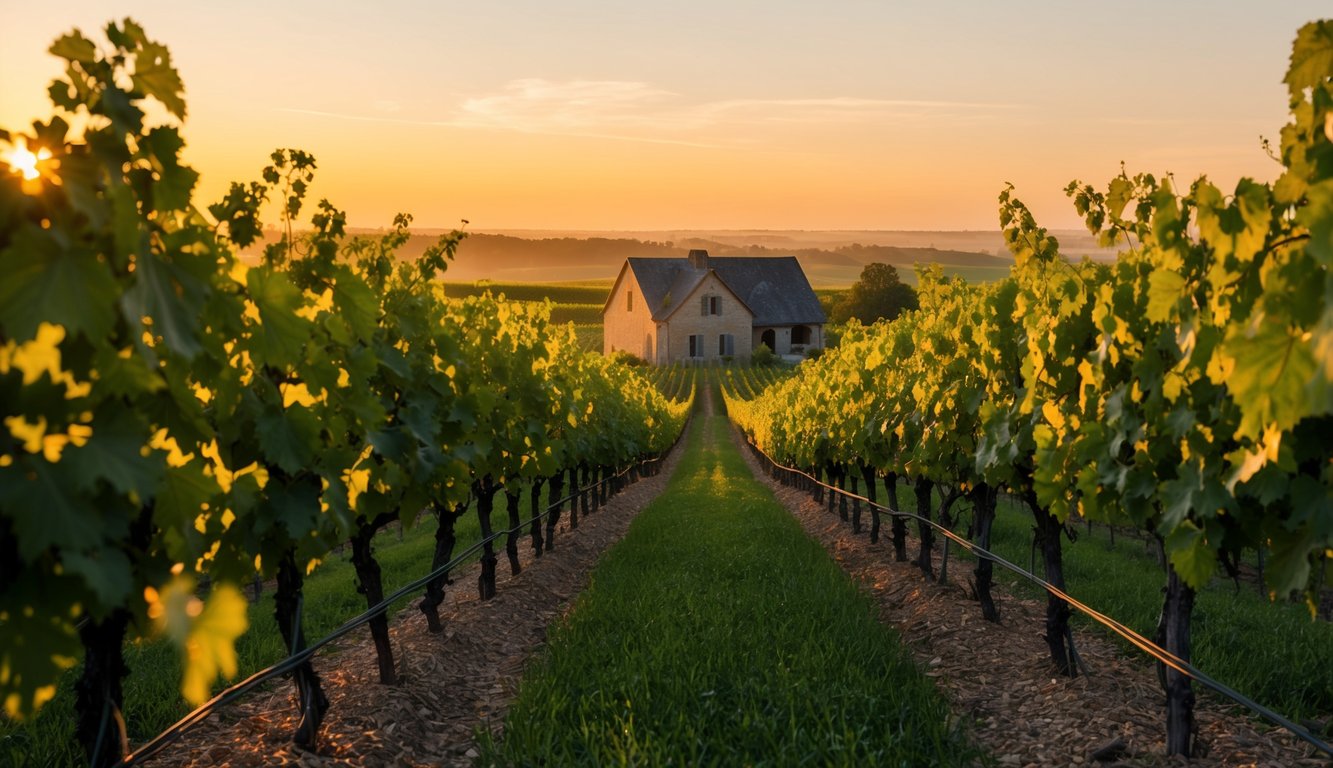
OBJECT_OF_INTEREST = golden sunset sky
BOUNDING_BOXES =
[2,2,1326,232]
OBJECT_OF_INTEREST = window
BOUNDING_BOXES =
[718,334,734,356]
[627,290,633,312]
[700,295,721,316]
[791,325,812,345]
[688,334,703,358]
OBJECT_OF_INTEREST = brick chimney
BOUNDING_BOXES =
[687,249,709,270]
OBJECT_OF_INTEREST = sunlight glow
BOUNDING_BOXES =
[2,136,51,181]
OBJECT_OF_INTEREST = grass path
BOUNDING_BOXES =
[483,387,978,766]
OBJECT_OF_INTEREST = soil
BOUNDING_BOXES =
[732,430,1330,768]
[144,430,689,768]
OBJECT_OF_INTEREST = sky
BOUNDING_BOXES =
[2,1,1327,232]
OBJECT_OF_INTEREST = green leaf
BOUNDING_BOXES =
[1266,524,1317,600]
[177,583,248,705]
[154,459,217,534]
[64,410,162,497]
[255,404,317,474]
[61,549,132,609]
[1158,465,1199,534]
[121,251,207,358]
[1225,317,1318,437]
[1165,520,1217,590]
[1106,176,1134,221]
[246,268,310,369]
[1146,268,1184,323]
[132,40,187,119]
[0,461,100,560]
[368,425,413,464]
[0,576,81,719]
[0,230,119,342]
[263,480,322,541]
[332,275,380,341]
[1296,179,1333,268]
[49,31,98,64]
[139,127,198,212]
[1285,20,1333,98]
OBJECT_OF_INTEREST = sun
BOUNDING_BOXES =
[3,135,52,181]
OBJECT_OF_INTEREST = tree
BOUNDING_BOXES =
[830,263,918,325]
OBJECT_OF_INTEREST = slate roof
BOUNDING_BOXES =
[621,255,826,326]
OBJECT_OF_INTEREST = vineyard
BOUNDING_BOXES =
[3,13,1333,768]
[723,19,1333,758]
[0,21,689,767]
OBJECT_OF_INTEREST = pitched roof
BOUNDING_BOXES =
[621,255,826,325]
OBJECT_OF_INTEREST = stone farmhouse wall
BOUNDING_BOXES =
[603,269,655,360]
[660,272,753,363]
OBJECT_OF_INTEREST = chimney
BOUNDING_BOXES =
[687,249,709,270]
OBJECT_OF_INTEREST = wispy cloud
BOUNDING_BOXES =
[280,79,1020,148]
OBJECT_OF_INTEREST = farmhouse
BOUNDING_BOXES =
[603,249,826,364]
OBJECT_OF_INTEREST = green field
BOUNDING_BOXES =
[442,279,612,305]
[482,387,978,766]
[804,263,1011,288]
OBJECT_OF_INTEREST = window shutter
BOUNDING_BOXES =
[726,334,735,355]
[715,296,722,315]
[701,296,708,316]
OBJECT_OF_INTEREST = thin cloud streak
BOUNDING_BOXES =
[280,79,1024,149]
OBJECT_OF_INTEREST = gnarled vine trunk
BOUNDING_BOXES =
[504,488,523,576]
[969,484,1000,622]
[475,476,499,600]
[275,550,329,749]
[76,609,130,767]
[75,506,156,765]
[914,478,935,577]
[568,466,581,529]
[529,477,546,556]
[1029,492,1075,677]
[860,464,880,543]
[849,472,862,534]
[420,500,465,633]
[887,473,906,561]
[545,472,565,552]
[350,515,397,684]
[1160,564,1197,756]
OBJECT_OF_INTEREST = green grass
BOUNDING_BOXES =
[870,482,1333,723]
[482,396,979,766]
[0,501,510,767]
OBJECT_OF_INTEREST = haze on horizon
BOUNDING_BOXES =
[3,2,1324,234]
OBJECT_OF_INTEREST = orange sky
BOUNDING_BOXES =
[2,2,1326,232]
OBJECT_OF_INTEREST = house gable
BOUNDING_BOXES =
[657,269,754,324]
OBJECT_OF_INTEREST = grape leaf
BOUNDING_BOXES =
[1286,20,1333,98]
[0,230,118,343]
[1225,318,1318,437]
[1166,520,1218,590]
[131,40,187,120]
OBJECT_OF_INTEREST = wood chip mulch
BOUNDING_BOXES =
[146,429,689,768]
[733,430,1330,768]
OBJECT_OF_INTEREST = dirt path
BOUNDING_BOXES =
[731,430,1325,768]
[150,429,690,768]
